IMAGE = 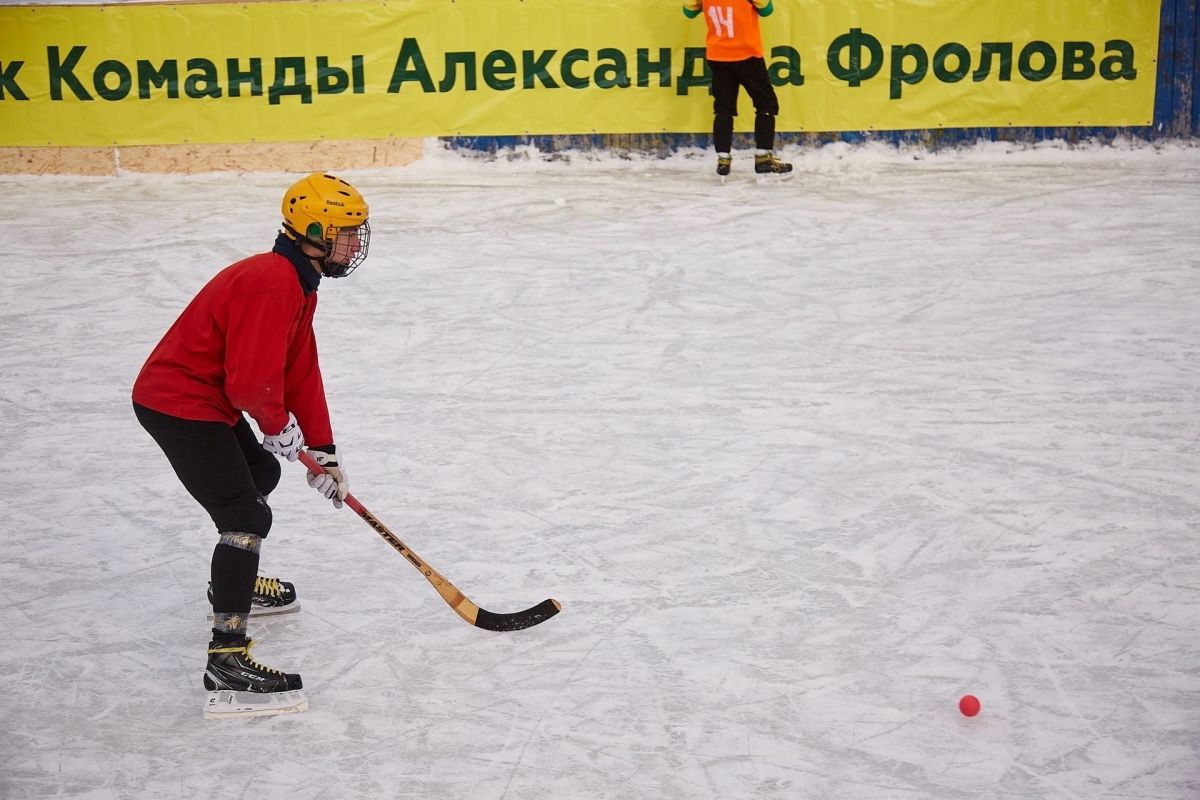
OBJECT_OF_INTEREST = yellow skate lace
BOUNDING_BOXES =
[254,576,283,599]
[207,639,283,675]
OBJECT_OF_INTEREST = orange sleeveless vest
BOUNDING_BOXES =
[699,0,765,61]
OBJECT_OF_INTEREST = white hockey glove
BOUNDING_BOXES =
[306,446,348,509]
[262,412,305,462]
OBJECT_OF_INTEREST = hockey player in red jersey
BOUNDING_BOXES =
[133,172,369,711]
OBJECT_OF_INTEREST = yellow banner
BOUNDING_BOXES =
[0,0,1161,146]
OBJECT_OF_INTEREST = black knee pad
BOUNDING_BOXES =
[210,492,273,539]
[250,456,281,497]
[245,494,273,538]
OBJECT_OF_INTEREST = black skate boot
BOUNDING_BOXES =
[204,636,303,693]
[208,575,299,617]
[754,152,793,175]
[716,154,732,177]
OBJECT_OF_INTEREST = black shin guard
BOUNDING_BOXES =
[713,113,734,156]
[210,532,263,639]
[754,112,776,152]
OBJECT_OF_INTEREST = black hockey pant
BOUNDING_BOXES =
[134,402,281,635]
[709,57,780,154]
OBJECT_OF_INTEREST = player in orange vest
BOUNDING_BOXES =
[684,0,793,177]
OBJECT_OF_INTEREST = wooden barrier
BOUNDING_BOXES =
[0,138,422,176]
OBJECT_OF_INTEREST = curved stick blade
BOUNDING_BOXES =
[474,599,561,631]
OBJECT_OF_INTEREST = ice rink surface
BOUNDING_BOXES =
[2,141,1198,799]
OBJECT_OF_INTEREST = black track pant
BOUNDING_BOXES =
[134,402,281,635]
[709,57,780,154]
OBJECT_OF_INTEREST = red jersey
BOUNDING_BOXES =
[686,0,770,62]
[132,251,333,445]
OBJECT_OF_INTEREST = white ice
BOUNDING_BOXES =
[2,140,1199,799]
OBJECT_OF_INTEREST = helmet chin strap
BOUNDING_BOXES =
[309,246,352,278]
[323,260,351,279]
[282,221,364,279]
[284,222,345,276]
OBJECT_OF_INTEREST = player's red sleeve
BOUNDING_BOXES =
[285,299,334,447]
[221,286,296,436]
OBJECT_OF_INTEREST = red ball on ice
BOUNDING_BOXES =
[959,695,981,717]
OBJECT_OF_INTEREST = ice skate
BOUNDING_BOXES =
[208,574,299,618]
[754,152,793,180]
[203,636,307,719]
[716,154,732,183]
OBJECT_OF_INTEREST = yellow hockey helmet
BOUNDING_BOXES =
[281,172,371,277]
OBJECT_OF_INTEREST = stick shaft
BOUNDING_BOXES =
[297,450,560,631]
[298,450,480,625]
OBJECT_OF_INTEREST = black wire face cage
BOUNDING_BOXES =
[323,220,371,278]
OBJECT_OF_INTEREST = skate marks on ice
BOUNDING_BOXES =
[2,147,1199,798]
